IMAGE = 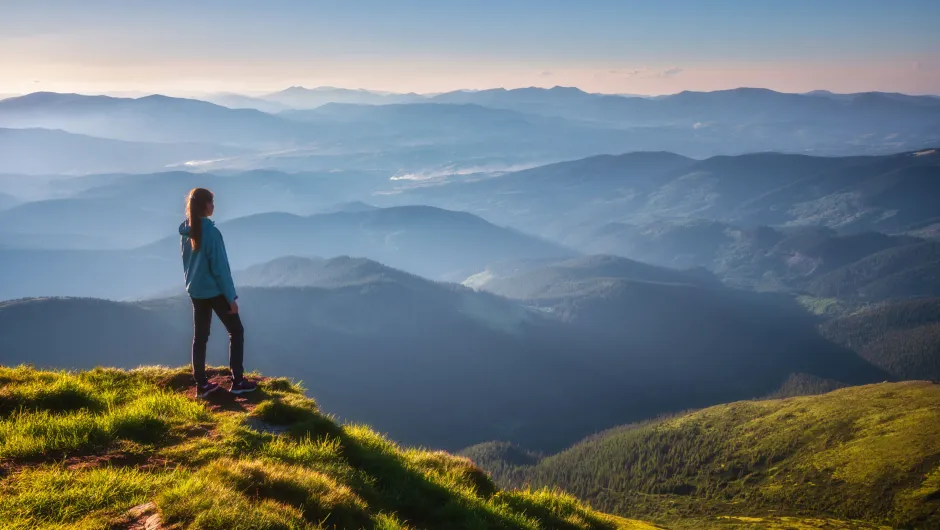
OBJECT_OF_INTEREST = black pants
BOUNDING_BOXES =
[191,295,244,385]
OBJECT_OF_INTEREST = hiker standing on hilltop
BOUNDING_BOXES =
[180,188,257,398]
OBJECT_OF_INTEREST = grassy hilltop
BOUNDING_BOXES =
[0,365,657,530]
[4,366,939,529]
[464,382,940,529]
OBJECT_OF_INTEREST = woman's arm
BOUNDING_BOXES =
[204,226,238,305]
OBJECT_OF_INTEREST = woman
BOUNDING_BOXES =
[180,188,257,398]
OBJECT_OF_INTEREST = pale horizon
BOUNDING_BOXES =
[3,81,939,102]
[3,63,939,100]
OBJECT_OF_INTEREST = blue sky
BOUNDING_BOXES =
[2,0,939,95]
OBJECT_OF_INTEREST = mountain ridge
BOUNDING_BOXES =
[0,127,246,175]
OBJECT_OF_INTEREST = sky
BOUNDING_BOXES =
[2,0,939,96]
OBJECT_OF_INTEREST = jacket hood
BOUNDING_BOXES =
[179,217,214,237]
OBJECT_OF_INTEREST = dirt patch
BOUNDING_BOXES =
[244,416,292,435]
[3,447,177,477]
[196,382,270,415]
[115,502,164,530]
[156,368,233,393]
[64,452,173,473]
[159,369,271,413]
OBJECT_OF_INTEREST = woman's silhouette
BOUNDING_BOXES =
[179,188,257,397]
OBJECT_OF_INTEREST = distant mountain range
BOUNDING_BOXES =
[0,92,315,147]
[2,148,937,305]
[2,87,938,174]
[261,86,427,109]
[431,86,940,128]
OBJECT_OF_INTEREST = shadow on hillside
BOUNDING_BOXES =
[294,418,614,530]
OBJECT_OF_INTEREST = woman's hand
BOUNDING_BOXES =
[228,300,239,314]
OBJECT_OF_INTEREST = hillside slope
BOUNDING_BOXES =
[464,382,940,529]
[819,298,940,381]
[0,365,658,530]
[805,241,940,302]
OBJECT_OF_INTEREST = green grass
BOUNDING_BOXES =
[0,365,656,530]
[0,367,210,461]
[795,295,849,317]
[0,466,175,530]
[469,382,940,529]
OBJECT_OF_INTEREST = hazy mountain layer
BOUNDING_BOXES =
[3,88,939,174]
[0,255,888,451]
[397,149,940,239]
[0,204,572,299]
[0,127,246,175]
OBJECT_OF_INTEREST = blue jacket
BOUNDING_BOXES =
[179,218,238,302]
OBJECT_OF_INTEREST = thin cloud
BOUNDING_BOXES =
[659,67,683,78]
[603,67,684,80]
[539,71,554,77]
[609,68,643,77]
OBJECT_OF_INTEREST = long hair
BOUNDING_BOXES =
[185,188,214,251]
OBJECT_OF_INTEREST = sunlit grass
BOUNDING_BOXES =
[0,380,212,460]
[0,466,175,529]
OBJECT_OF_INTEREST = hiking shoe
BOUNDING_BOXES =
[196,381,220,399]
[230,379,258,395]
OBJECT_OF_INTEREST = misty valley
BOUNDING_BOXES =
[1,85,939,530]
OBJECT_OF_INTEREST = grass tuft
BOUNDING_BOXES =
[211,458,371,528]
[0,466,173,528]
[157,473,312,530]
[0,378,104,417]
[252,395,319,426]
